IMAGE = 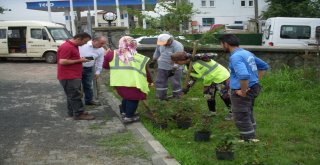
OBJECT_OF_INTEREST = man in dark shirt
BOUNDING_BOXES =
[57,32,95,120]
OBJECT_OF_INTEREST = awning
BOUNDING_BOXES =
[26,0,157,12]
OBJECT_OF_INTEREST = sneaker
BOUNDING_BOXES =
[85,100,101,106]
[224,113,233,121]
[209,111,217,116]
[73,114,95,120]
[121,113,126,118]
[123,116,140,124]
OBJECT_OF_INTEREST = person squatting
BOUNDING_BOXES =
[171,51,233,120]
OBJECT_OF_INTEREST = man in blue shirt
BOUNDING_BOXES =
[219,34,269,140]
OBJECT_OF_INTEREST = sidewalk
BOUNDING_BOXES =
[0,62,180,165]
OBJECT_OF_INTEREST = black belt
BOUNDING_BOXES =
[231,83,259,91]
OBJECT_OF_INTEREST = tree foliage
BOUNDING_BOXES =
[262,0,320,18]
[0,6,4,14]
[128,0,196,35]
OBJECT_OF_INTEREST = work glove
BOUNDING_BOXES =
[182,88,189,94]
[168,65,178,77]
[168,69,175,77]
[149,60,157,68]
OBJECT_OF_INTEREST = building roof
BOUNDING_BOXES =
[0,20,64,27]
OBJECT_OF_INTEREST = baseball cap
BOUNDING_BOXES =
[157,34,172,46]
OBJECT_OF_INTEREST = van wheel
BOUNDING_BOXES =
[45,52,57,64]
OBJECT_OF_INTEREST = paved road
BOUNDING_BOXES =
[0,61,152,165]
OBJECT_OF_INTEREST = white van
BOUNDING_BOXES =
[0,21,72,63]
[262,17,320,46]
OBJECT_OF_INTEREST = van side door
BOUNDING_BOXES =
[0,27,8,55]
[27,27,51,57]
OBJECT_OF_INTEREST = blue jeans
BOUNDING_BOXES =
[82,67,94,104]
[120,99,139,118]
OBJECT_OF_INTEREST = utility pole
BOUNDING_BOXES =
[87,7,92,36]
[47,0,52,22]
[254,0,259,33]
[69,0,76,35]
[254,0,258,20]
[142,0,146,29]
[94,0,98,27]
[115,0,121,26]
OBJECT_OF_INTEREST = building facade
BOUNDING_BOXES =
[189,0,268,32]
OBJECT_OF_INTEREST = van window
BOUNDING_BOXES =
[139,38,157,44]
[8,29,21,38]
[47,28,72,40]
[0,29,6,39]
[265,25,271,39]
[280,25,311,39]
[31,29,43,39]
[316,26,320,41]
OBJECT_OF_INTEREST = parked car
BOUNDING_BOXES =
[135,35,191,47]
[224,24,247,33]
[135,36,158,46]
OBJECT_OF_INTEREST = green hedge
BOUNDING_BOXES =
[184,33,263,45]
[131,33,263,46]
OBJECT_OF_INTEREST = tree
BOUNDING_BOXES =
[128,0,196,35]
[262,0,320,18]
[0,6,4,14]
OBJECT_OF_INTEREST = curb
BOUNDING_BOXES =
[98,74,181,165]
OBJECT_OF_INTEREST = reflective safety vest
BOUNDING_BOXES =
[110,52,150,94]
[191,59,230,86]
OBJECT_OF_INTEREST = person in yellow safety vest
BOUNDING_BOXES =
[171,51,232,120]
[103,36,154,124]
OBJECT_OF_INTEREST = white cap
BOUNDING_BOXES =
[157,34,172,46]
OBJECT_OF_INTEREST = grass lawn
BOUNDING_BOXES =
[136,68,320,165]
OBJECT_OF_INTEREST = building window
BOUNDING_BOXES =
[241,0,246,6]
[210,0,215,7]
[201,0,206,7]
[202,18,215,26]
[249,0,254,6]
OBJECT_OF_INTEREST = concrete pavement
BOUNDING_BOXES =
[0,61,179,165]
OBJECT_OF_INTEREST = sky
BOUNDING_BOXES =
[0,0,65,24]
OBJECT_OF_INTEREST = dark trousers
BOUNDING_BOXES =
[120,99,139,118]
[205,80,231,112]
[82,67,94,104]
[59,79,84,117]
[231,84,261,140]
[155,68,182,99]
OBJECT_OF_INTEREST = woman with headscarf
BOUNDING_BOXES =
[103,36,153,124]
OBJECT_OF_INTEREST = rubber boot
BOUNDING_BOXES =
[207,100,216,112]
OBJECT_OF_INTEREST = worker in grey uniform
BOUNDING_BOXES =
[152,34,184,100]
